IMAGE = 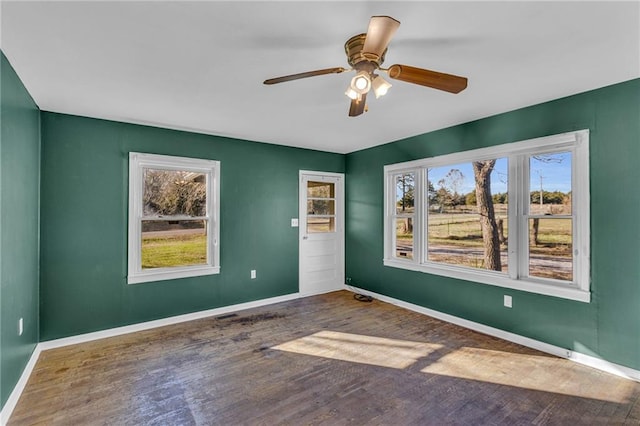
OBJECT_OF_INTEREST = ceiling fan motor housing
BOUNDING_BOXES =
[345,33,386,71]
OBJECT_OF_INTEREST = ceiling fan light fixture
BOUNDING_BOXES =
[345,86,359,100]
[372,75,392,98]
[350,71,371,94]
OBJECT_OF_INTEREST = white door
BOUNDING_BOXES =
[299,171,344,296]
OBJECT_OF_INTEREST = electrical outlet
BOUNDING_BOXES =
[504,295,512,308]
[18,318,24,336]
[251,270,256,279]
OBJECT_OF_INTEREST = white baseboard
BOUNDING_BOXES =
[346,285,640,382]
[3,287,638,425]
[1,291,301,424]
[568,350,640,381]
[39,292,301,350]
[1,345,42,426]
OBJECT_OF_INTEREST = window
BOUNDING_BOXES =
[384,130,590,302]
[391,172,416,259]
[426,158,509,272]
[128,153,220,284]
[307,181,336,233]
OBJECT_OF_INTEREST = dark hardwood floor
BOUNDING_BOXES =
[9,291,640,425]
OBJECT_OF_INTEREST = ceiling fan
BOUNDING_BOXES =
[263,16,468,117]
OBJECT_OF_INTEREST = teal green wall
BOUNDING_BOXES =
[345,78,640,370]
[2,54,638,411]
[0,53,40,408]
[39,112,344,340]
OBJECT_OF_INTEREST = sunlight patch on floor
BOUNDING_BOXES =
[273,331,442,369]
[421,346,634,403]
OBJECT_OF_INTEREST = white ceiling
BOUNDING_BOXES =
[1,1,638,154]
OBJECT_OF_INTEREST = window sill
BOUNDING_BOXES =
[383,258,590,303]
[128,265,220,285]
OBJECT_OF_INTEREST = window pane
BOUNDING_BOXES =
[427,159,508,272]
[141,220,207,269]
[529,218,572,281]
[529,152,572,215]
[396,218,413,259]
[143,169,206,217]
[307,217,335,233]
[427,214,508,271]
[307,181,334,198]
[307,200,335,216]
[395,173,415,214]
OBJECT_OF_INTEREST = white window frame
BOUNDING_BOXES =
[383,130,590,302]
[388,170,421,261]
[128,152,220,284]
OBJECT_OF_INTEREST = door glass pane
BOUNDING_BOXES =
[395,173,415,214]
[143,169,206,217]
[307,217,335,233]
[141,219,207,269]
[307,200,335,216]
[395,218,413,259]
[529,218,572,281]
[426,159,508,272]
[529,152,572,215]
[306,180,336,233]
[307,181,335,198]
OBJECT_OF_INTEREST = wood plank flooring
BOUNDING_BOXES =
[9,291,640,425]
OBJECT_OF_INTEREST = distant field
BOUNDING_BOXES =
[140,209,572,280]
[142,232,207,269]
[396,208,572,280]
[426,213,508,246]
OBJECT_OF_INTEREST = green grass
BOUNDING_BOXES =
[396,211,572,264]
[142,234,207,269]
[427,213,502,248]
[527,218,573,261]
[399,212,575,279]
[424,213,571,250]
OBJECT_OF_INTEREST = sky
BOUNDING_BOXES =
[426,152,572,195]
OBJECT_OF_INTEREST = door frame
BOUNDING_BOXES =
[298,170,345,296]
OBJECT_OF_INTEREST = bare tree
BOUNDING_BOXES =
[473,160,501,271]
[437,168,465,211]
[396,173,414,233]
[396,174,415,212]
[143,170,206,217]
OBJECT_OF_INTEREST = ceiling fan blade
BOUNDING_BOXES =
[362,16,401,59]
[263,67,346,85]
[387,64,468,93]
[348,93,367,117]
